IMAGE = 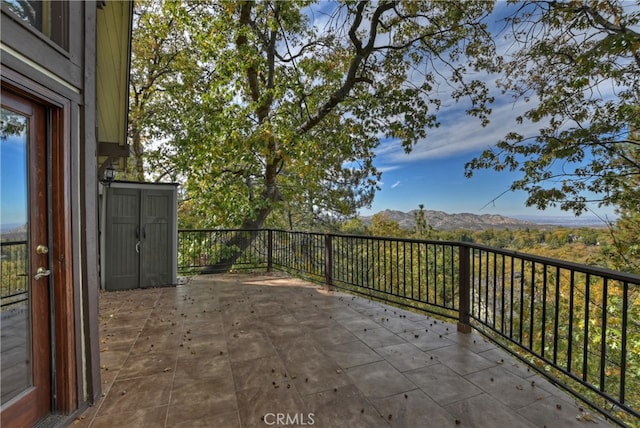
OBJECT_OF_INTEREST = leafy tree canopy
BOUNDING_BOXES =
[605,137,640,272]
[465,0,640,216]
[130,0,499,229]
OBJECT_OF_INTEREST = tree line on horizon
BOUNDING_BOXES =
[334,205,636,274]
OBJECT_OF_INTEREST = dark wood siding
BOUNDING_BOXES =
[1,0,130,419]
[1,4,83,90]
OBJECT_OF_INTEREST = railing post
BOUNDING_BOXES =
[324,233,333,291]
[457,245,472,333]
[267,229,273,272]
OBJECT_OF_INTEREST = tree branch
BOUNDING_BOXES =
[296,1,396,135]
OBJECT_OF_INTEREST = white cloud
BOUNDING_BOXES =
[375,93,541,167]
[391,180,401,189]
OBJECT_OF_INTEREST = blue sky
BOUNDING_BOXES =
[356,2,620,222]
[360,102,619,220]
[1,126,28,229]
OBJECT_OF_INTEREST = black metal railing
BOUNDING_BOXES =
[178,229,640,425]
[0,240,29,308]
[178,229,269,274]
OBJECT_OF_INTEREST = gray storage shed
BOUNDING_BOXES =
[100,181,178,291]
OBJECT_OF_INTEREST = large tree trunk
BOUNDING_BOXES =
[200,206,272,274]
[201,1,281,274]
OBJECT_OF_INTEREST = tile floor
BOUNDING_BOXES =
[72,273,609,427]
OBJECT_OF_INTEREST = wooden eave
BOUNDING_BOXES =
[96,0,133,176]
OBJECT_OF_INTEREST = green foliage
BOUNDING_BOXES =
[369,212,407,238]
[128,1,216,182]
[0,110,26,140]
[412,204,434,239]
[131,0,500,229]
[356,214,619,270]
[605,139,640,273]
[465,1,640,215]
[0,242,28,306]
[339,217,367,235]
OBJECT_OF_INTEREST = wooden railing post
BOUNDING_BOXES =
[458,245,472,333]
[324,234,333,291]
[267,229,273,272]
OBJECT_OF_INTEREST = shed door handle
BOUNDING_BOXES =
[136,241,141,254]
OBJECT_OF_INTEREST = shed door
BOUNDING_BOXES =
[105,187,173,290]
[105,188,140,291]
[140,189,172,288]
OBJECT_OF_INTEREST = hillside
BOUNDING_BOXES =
[0,223,27,241]
[360,209,537,231]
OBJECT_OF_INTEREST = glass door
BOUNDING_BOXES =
[1,92,52,426]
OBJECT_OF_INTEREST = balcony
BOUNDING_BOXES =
[76,273,611,427]
[64,228,639,427]
[1,232,635,426]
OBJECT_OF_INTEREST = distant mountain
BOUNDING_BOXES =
[359,209,537,231]
[1,223,27,241]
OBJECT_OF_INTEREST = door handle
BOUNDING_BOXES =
[136,241,141,254]
[34,267,51,280]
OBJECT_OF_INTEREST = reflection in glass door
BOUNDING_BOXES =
[1,108,31,404]
[1,93,51,426]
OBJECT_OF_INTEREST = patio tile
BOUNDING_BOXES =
[444,393,537,427]
[324,306,366,321]
[96,372,173,416]
[79,273,613,428]
[117,350,177,380]
[371,388,456,428]
[428,343,497,375]
[90,405,168,428]
[98,326,140,347]
[235,384,309,427]
[516,395,607,427]
[177,332,227,357]
[231,355,289,391]
[289,358,352,396]
[290,307,330,325]
[130,331,182,355]
[261,313,308,340]
[226,329,277,362]
[352,326,406,348]
[465,366,552,409]
[322,340,383,368]
[173,353,231,386]
[310,323,359,347]
[345,360,417,399]
[102,310,151,326]
[182,314,225,333]
[404,363,483,405]
[167,377,237,421]
[276,339,352,396]
[302,384,388,428]
[337,316,383,333]
[396,328,456,351]
[98,347,132,373]
[448,330,497,352]
[477,347,538,379]
[247,300,287,317]
[166,410,240,428]
[143,316,181,331]
[375,315,432,334]
[270,334,318,357]
[373,342,438,372]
